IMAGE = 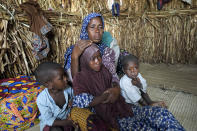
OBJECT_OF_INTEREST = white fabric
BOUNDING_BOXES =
[36,87,73,131]
[67,68,73,82]
[181,0,191,4]
[120,73,147,105]
[107,0,114,10]
[110,38,120,67]
[107,0,122,10]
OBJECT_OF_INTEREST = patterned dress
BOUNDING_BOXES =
[73,93,185,131]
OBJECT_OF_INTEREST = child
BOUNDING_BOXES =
[34,62,75,131]
[72,44,184,130]
[120,54,166,107]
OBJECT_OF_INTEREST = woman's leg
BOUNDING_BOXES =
[118,105,184,131]
[118,115,154,131]
[131,105,185,131]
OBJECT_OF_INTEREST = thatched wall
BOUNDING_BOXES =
[0,0,197,78]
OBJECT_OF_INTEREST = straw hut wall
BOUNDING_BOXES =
[0,0,197,78]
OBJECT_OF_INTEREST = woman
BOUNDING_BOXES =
[64,13,120,103]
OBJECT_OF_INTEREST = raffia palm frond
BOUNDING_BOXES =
[0,0,197,78]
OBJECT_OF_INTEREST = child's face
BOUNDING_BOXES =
[89,51,102,71]
[124,61,139,79]
[51,68,68,90]
[87,17,104,43]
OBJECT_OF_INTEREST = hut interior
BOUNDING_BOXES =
[0,0,197,130]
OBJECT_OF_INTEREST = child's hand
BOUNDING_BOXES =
[67,115,79,129]
[151,101,167,108]
[132,77,142,88]
[68,99,73,108]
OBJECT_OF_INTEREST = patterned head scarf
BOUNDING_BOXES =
[80,44,100,70]
[64,13,106,71]
[80,13,105,40]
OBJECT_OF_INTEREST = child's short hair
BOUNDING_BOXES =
[34,62,63,85]
[121,54,139,69]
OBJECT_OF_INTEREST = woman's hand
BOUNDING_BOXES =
[89,92,109,107]
[102,84,120,104]
[71,40,92,77]
[71,40,92,59]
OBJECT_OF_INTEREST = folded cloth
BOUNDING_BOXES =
[20,0,52,60]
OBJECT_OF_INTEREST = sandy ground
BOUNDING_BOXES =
[26,63,197,131]
[140,63,197,95]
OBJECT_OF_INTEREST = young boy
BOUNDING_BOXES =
[34,62,75,131]
[120,55,166,107]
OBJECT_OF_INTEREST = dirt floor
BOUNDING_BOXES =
[27,63,197,131]
[140,63,197,95]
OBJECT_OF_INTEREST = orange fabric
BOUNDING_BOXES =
[10,103,25,121]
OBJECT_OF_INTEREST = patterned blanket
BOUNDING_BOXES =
[0,75,45,130]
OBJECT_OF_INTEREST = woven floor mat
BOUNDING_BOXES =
[148,87,197,131]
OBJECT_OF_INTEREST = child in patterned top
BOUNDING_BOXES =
[35,62,75,131]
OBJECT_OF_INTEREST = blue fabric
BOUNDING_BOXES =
[64,13,107,71]
[80,13,104,40]
[118,105,185,131]
[72,93,94,108]
[64,45,74,71]
[79,13,107,55]
[112,3,120,17]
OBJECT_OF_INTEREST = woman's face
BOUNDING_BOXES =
[87,17,104,43]
[88,51,102,72]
